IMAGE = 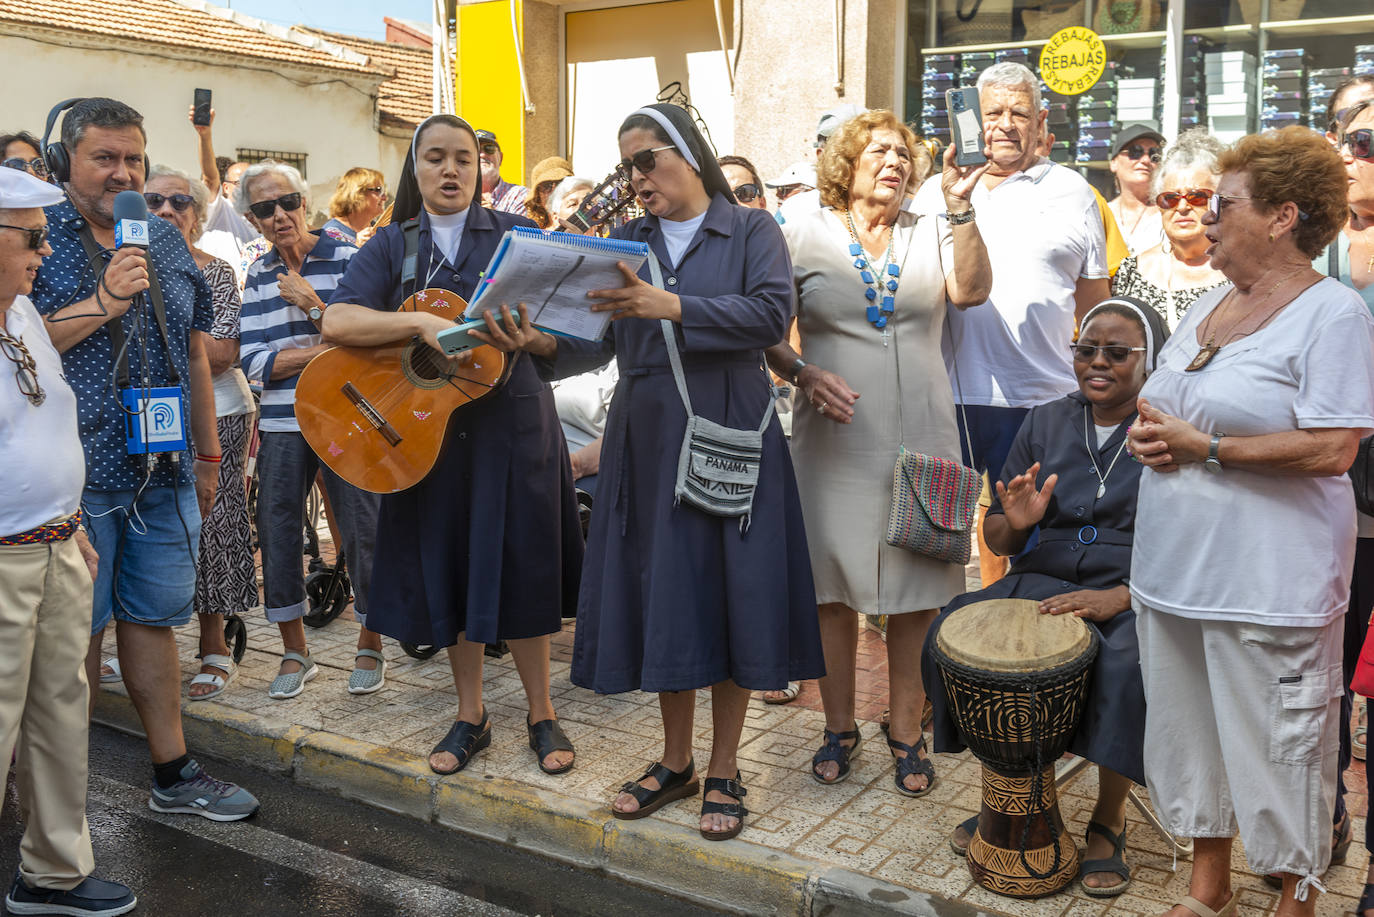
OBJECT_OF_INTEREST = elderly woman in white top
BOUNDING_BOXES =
[1128,126,1374,917]
[1111,130,1229,330]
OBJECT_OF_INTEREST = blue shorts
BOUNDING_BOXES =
[84,485,201,633]
[956,404,1031,481]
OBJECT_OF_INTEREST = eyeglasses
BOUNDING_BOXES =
[479,141,500,156]
[247,192,303,220]
[1068,343,1147,364]
[1120,144,1162,163]
[0,223,49,250]
[144,192,195,212]
[1206,192,1310,222]
[0,331,44,407]
[364,186,385,196]
[2,156,48,178]
[1156,189,1213,210]
[619,146,675,177]
[732,183,761,203]
[1340,129,1374,162]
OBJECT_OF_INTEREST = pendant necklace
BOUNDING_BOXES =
[844,210,900,345]
[1186,268,1302,372]
[1083,405,1130,500]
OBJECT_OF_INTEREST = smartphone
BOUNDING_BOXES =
[435,314,523,356]
[192,88,212,126]
[946,87,987,167]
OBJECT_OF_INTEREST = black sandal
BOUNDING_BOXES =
[887,733,936,798]
[613,759,699,820]
[527,717,575,775]
[811,725,862,784]
[700,773,749,841]
[1079,820,1131,898]
[949,814,980,857]
[429,709,491,775]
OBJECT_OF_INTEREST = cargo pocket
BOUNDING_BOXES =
[1270,669,1333,766]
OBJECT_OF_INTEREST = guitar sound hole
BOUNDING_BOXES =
[401,341,452,390]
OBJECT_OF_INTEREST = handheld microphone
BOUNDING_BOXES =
[112,189,149,250]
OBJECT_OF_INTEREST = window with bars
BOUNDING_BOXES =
[235,148,307,178]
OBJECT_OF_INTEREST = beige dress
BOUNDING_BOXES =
[784,206,966,615]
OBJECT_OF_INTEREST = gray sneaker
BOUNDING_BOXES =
[148,759,260,822]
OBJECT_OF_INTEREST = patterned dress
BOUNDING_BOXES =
[1111,254,1227,332]
[193,258,258,617]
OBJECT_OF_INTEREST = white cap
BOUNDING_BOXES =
[766,162,817,189]
[816,104,866,139]
[0,168,64,209]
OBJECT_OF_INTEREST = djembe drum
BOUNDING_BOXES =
[931,598,1099,898]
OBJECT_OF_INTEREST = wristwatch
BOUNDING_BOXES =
[308,304,325,322]
[945,207,976,225]
[789,358,808,383]
[1203,432,1225,474]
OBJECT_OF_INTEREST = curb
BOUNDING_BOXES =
[94,690,986,917]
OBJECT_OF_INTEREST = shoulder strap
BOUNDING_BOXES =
[76,224,179,388]
[400,216,423,296]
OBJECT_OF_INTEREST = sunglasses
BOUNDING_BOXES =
[479,141,500,156]
[247,192,303,220]
[1068,343,1147,364]
[1340,129,1374,162]
[619,146,675,177]
[364,185,386,195]
[144,192,195,212]
[1156,188,1213,210]
[2,156,48,178]
[1120,144,1162,163]
[0,223,49,250]
[0,333,44,407]
[732,183,761,203]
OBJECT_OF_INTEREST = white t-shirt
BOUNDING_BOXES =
[1130,278,1374,627]
[1,296,85,535]
[920,160,1109,409]
[427,209,469,269]
[204,193,261,250]
[659,211,707,268]
[551,360,619,452]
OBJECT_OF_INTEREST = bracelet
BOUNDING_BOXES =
[789,358,808,384]
[945,207,976,225]
[195,453,222,464]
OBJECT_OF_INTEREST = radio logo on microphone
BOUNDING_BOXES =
[115,218,148,248]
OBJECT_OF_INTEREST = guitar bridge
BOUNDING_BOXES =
[341,382,402,447]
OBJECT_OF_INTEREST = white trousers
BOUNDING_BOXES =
[1135,600,1342,890]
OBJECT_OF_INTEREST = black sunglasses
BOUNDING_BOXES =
[2,157,48,178]
[1121,144,1162,163]
[479,141,500,156]
[247,192,304,220]
[1069,343,1147,364]
[619,146,675,177]
[364,186,386,196]
[0,223,49,250]
[732,183,761,203]
[0,333,44,407]
[1341,129,1374,162]
[144,192,195,212]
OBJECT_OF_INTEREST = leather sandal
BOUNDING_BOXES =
[949,814,980,857]
[878,699,934,735]
[527,717,575,775]
[700,773,748,841]
[1173,893,1237,917]
[613,759,699,820]
[811,725,862,785]
[887,733,936,798]
[428,709,491,775]
[1078,819,1131,898]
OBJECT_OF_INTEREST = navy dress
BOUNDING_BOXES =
[922,392,1147,785]
[541,194,826,694]
[329,201,583,646]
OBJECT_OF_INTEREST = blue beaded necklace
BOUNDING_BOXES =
[844,210,900,337]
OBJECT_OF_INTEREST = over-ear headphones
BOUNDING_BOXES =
[42,97,151,184]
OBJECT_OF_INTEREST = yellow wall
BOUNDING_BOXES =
[457,0,525,183]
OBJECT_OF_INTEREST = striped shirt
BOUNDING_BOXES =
[239,233,356,432]
[489,179,528,216]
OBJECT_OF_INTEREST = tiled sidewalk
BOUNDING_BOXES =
[98,553,1369,917]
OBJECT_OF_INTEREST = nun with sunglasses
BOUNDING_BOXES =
[923,297,1168,898]
[475,103,825,842]
[323,116,583,779]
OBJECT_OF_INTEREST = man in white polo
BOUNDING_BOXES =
[0,167,137,916]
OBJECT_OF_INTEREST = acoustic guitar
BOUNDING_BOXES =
[295,288,509,494]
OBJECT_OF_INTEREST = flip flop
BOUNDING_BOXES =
[100,657,122,684]
[1174,893,1237,917]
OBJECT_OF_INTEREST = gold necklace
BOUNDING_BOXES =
[1185,269,1304,372]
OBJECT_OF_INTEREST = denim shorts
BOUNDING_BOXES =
[84,485,201,633]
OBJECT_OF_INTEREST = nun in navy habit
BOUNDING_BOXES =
[325,114,582,779]
[473,104,824,842]
[921,298,1168,898]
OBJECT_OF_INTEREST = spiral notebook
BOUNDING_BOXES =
[465,227,650,342]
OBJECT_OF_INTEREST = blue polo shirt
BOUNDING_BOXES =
[30,199,214,491]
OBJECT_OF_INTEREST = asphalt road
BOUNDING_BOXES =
[0,725,726,917]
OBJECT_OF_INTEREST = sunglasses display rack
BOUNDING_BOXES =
[1205,50,1257,141]
[1073,62,1135,164]
[1357,45,1374,77]
[1261,48,1309,133]
[1160,35,1212,131]
[1310,68,1352,130]
[919,52,961,148]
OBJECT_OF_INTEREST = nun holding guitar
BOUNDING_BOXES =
[321,115,583,778]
